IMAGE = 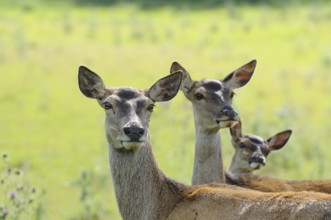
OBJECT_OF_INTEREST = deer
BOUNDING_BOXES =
[78,65,331,220]
[227,120,331,194]
[170,61,331,194]
[229,120,292,177]
[170,60,256,185]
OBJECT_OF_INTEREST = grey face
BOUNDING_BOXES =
[230,120,292,173]
[186,79,239,131]
[169,60,256,132]
[79,65,183,151]
[231,135,269,172]
[100,87,155,151]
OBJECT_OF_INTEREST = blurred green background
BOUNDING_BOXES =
[1,0,331,219]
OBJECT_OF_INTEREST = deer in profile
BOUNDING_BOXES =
[170,60,256,185]
[227,120,331,194]
[78,65,331,220]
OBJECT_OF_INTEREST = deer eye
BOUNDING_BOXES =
[230,92,235,99]
[194,93,204,100]
[239,143,246,149]
[104,102,113,110]
[147,104,155,112]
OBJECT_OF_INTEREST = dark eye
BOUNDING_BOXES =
[194,93,204,100]
[147,104,155,112]
[230,92,235,99]
[239,143,246,149]
[104,102,113,110]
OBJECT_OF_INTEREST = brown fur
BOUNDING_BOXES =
[226,172,331,194]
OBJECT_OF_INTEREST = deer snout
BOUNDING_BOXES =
[254,156,265,165]
[123,123,145,142]
[215,106,239,128]
[249,155,266,169]
[221,106,238,119]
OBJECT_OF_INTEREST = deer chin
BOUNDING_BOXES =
[249,162,265,169]
[121,141,145,150]
[217,120,238,128]
[215,115,240,128]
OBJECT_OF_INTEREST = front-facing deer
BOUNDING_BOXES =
[79,66,331,220]
[228,121,331,194]
[170,60,256,185]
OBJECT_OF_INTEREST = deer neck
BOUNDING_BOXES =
[229,150,253,178]
[228,160,242,178]
[107,133,185,220]
[192,119,225,185]
[229,154,252,178]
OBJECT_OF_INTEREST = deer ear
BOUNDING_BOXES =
[146,71,183,102]
[223,59,256,89]
[78,66,107,99]
[230,121,243,143]
[170,61,193,94]
[267,130,292,151]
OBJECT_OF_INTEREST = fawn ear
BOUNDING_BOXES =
[230,121,243,143]
[78,66,107,99]
[170,61,194,94]
[146,71,183,102]
[223,59,256,89]
[267,130,292,151]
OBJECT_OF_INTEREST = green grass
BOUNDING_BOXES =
[0,3,331,219]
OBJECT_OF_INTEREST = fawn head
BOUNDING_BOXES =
[170,60,256,131]
[229,121,292,173]
[78,66,183,151]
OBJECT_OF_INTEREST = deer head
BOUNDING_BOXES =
[170,60,256,131]
[78,66,183,151]
[229,121,292,174]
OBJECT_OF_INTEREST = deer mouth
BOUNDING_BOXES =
[249,155,266,169]
[215,119,239,128]
[215,114,240,128]
[249,161,265,169]
[121,141,144,150]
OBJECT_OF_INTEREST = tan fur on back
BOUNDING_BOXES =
[229,173,331,194]
[169,184,331,220]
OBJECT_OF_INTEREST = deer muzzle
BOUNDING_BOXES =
[215,106,240,128]
[122,122,145,150]
[249,155,266,169]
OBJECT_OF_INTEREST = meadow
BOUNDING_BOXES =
[0,2,331,219]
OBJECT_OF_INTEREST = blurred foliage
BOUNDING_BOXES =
[70,169,111,220]
[0,0,329,8]
[0,154,45,220]
[0,1,331,219]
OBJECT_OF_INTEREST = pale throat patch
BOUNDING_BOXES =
[250,162,263,169]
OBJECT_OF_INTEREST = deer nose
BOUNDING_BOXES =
[123,123,145,142]
[252,155,266,165]
[221,106,238,118]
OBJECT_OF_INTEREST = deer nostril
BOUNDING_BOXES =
[123,127,131,136]
[138,128,144,136]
